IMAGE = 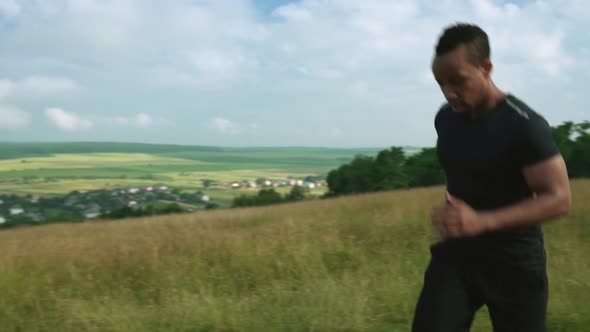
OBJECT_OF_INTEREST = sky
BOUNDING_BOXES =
[0,0,588,148]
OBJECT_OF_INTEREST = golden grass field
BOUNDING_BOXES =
[0,180,588,331]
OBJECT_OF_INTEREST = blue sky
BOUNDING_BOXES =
[0,0,588,148]
[254,0,294,15]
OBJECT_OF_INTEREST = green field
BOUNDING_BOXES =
[0,142,223,160]
[0,143,391,205]
[0,180,587,331]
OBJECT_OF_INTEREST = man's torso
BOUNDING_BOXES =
[433,94,560,269]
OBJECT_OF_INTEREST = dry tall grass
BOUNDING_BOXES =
[0,180,588,331]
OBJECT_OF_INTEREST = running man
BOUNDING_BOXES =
[411,23,571,332]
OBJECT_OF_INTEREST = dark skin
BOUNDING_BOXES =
[430,45,571,241]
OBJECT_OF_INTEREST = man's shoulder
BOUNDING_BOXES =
[503,94,560,166]
[503,94,547,123]
[434,102,452,128]
[435,102,452,116]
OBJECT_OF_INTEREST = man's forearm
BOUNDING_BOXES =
[481,192,571,232]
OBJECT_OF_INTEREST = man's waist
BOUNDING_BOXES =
[430,226,546,268]
[448,190,533,211]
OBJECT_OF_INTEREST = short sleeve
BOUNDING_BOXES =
[515,114,560,167]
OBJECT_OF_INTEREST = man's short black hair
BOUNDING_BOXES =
[435,23,490,65]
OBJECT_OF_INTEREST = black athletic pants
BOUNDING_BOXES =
[411,250,548,332]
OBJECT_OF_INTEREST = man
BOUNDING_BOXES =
[411,23,571,332]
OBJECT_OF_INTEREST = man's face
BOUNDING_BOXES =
[432,45,490,113]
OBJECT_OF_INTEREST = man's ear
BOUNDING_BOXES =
[481,59,493,79]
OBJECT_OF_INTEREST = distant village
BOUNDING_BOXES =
[0,176,327,227]
[213,177,327,190]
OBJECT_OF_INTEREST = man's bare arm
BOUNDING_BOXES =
[481,154,571,232]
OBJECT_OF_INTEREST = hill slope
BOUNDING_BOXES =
[0,180,588,331]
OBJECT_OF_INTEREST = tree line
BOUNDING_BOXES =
[324,146,444,197]
[325,120,590,197]
[232,186,309,207]
[551,121,590,178]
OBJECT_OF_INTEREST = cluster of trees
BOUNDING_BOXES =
[103,202,185,219]
[232,186,309,208]
[325,121,590,197]
[324,147,445,197]
[551,121,590,178]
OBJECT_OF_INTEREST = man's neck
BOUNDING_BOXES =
[473,85,508,113]
[486,87,507,110]
[467,87,507,119]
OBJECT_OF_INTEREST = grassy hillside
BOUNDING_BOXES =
[0,180,588,331]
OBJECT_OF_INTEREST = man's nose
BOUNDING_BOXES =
[441,85,458,100]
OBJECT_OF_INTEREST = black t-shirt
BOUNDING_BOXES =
[432,93,561,268]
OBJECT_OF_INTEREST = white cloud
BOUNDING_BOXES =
[330,128,342,137]
[45,108,93,131]
[0,76,80,101]
[190,50,244,76]
[148,68,201,88]
[273,0,575,79]
[135,113,153,128]
[211,117,241,135]
[65,0,142,51]
[112,117,130,126]
[111,114,150,127]
[0,106,31,129]
[150,49,259,88]
[280,42,297,55]
[19,76,80,98]
[0,80,14,99]
[272,4,312,21]
[84,113,157,129]
[296,65,343,79]
[0,0,20,17]
[0,0,588,146]
[531,30,575,76]
[350,81,369,96]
